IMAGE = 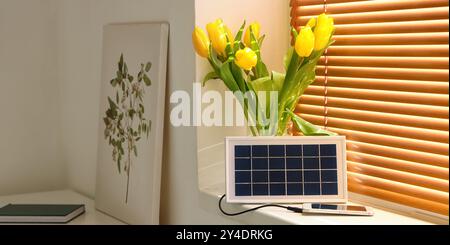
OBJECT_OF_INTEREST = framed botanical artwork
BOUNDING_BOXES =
[95,22,169,225]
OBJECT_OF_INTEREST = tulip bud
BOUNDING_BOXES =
[207,19,228,56]
[306,18,316,28]
[295,27,315,57]
[192,27,210,58]
[235,48,258,71]
[314,13,335,51]
[244,22,261,47]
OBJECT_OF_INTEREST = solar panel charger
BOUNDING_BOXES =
[225,136,348,204]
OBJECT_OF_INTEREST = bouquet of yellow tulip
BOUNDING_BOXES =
[193,14,337,137]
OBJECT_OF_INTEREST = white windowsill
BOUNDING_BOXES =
[197,141,444,225]
[199,184,435,225]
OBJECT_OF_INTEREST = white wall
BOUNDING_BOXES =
[0,0,66,195]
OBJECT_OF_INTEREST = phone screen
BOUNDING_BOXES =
[311,204,367,212]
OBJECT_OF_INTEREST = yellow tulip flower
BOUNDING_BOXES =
[306,18,317,28]
[244,22,261,47]
[207,19,228,56]
[192,27,210,58]
[314,13,335,51]
[235,48,258,71]
[295,27,315,57]
[224,25,235,46]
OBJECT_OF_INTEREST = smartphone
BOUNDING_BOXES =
[302,203,374,216]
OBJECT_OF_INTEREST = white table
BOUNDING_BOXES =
[0,190,125,225]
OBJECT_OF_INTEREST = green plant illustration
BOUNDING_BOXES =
[103,54,152,203]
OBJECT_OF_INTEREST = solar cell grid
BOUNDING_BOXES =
[234,144,339,197]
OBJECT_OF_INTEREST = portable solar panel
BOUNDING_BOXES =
[225,136,348,204]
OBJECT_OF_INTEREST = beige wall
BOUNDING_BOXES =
[196,0,291,192]
[0,0,66,195]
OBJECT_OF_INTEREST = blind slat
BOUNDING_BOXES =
[348,184,449,216]
[302,113,449,144]
[291,0,366,7]
[295,7,449,25]
[333,20,449,35]
[347,151,449,180]
[305,85,449,106]
[297,104,449,131]
[325,45,449,57]
[348,172,449,205]
[313,76,449,94]
[294,0,449,16]
[301,115,449,155]
[347,161,449,192]
[333,32,449,45]
[345,139,449,168]
[318,57,449,70]
[299,95,449,119]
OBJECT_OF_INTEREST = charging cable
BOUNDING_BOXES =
[219,194,303,216]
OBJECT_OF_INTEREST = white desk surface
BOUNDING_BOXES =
[0,190,125,225]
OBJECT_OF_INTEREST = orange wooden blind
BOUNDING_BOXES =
[291,0,449,216]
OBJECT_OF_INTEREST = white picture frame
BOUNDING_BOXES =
[95,22,169,225]
[225,136,348,204]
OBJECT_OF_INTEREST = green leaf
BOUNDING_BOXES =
[202,71,219,87]
[291,28,298,40]
[286,111,338,136]
[225,35,233,58]
[133,146,138,157]
[249,26,269,78]
[145,62,152,72]
[138,71,143,82]
[247,76,273,93]
[129,109,135,119]
[128,75,134,82]
[234,21,246,51]
[143,74,152,86]
[117,70,123,81]
[110,79,118,87]
[123,63,128,76]
[117,157,121,174]
[108,97,117,110]
[208,44,222,71]
[272,71,285,92]
[230,63,247,92]
[218,63,240,92]
[258,35,266,47]
[284,47,294,71]
[118,54,124,72]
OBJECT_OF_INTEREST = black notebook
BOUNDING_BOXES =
[0,204,85,224]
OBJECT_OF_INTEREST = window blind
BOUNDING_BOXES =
[290,0,449,216]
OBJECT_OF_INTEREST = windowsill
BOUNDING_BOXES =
[199,183,435,225]
[197,141,442,225]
